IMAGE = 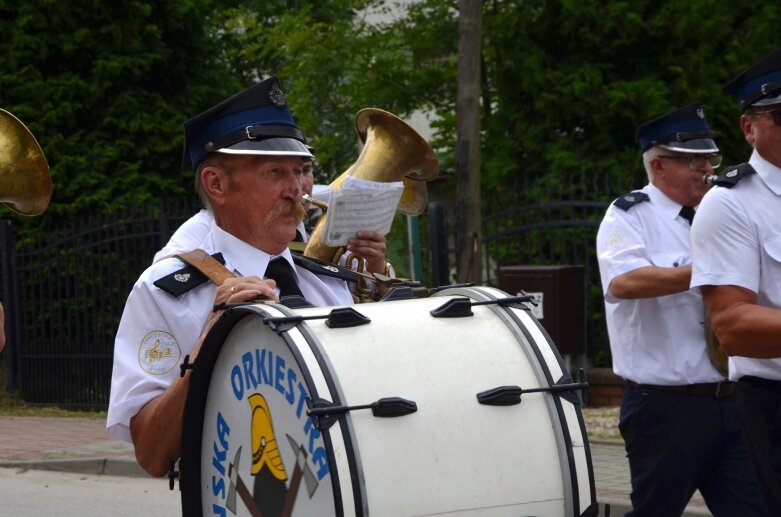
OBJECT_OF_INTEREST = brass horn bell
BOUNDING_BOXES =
[304,108,439,263]
[0,109,52,216]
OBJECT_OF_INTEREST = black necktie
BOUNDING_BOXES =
[265,258,304,298]
[679,206,695,225]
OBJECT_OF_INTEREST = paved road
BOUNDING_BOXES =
[0,416,711,515]
[0,466,180,516]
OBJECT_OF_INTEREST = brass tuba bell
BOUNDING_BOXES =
[304,108,439,263]
[0,109,52,216]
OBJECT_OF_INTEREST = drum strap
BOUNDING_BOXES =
[176,249,360,285]
[159,248,361,299]
[176,249,237,285]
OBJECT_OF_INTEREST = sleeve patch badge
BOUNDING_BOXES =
[606,226,629,253]
[138,330,182,375]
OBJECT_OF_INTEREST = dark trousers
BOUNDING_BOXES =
[620,385,765,516]
[737,376,781,515]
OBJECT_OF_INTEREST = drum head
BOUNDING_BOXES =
[181,304,339,517]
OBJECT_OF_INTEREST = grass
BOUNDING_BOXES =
[582,406,621,441]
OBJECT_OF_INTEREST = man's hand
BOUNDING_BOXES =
[346,231,388,274]
[217,276,279,304]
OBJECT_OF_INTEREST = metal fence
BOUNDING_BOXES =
[1,170,638,409]
[1,200,199,409]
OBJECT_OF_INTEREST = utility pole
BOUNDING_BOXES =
[455,0,482,283]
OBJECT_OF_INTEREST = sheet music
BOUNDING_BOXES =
[322,178,403,246]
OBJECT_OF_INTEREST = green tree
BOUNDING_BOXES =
[0,0,244,233]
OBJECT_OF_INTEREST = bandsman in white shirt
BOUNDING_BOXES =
[107,77,357,477]
[597,103,764,516]
[691,46,781,514]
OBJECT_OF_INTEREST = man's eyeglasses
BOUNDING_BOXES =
[658,154,722,169]
[750,107,781,126]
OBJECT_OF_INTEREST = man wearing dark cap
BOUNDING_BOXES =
[107,78,365,477]
[597,102,764,515]
[691,46,781,513]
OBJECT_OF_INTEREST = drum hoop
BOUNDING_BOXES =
[433,286,596,516]
[180,302,368,517]
[267,303,369,517]
[181,308,249,517]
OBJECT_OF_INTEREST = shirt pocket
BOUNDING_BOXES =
[650,251,690,268]
[761,237,781,290]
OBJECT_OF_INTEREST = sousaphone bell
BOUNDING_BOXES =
[0,109,51,216]
[304,108,439,264]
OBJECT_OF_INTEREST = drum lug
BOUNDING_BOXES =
[179,354,194,378]
[476,385,523,406]
[477,377,589,406]
[168,460,179,491]
[307,396,418,431]
[430,293,538,318]
[325,307,371,328]
[263,307,371,335]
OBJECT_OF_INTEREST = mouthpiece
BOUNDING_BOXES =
[703,174,718,186]
[302,193,329,210]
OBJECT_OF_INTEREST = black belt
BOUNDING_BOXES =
[625,380,735,398]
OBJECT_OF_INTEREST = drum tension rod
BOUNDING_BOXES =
[264,307,371,334]
[430,292,537,318]
[477,370,589,406]
[306,396,418,431]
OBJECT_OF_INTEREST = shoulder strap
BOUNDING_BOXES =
[714,163,756,188]
[291,252,359,283]
[613,191,650,211]
[153,251,230,297]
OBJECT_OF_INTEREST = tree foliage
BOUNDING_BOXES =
[2,0,780,239]
[0,0,244,236]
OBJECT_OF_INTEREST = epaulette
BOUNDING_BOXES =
[713,163,756,188]
[153,253,225,297]
[613,191,650,211]
[291,252,359,283]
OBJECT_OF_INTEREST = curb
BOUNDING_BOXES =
[0,457,148,478]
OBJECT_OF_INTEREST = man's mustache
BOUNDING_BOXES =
[265,198,307,225]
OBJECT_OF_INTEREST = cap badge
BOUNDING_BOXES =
[696,106,705,119]
[174,273,191,283]
[268,80,287,107]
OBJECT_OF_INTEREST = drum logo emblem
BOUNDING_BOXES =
[138,330,182,375]
[207,346,332,516]
[221,393,320,515]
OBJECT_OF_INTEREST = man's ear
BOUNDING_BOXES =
[201,166,229,207]
[739,113,756,146]
[649,154,665,179]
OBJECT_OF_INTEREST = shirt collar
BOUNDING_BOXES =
[749,149,781,195]
[211,224,298,279]
[646,183,689,220]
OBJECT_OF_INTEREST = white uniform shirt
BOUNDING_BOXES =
[107,224,353,442]
[597,183,724,385]
[691,150,781,381]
